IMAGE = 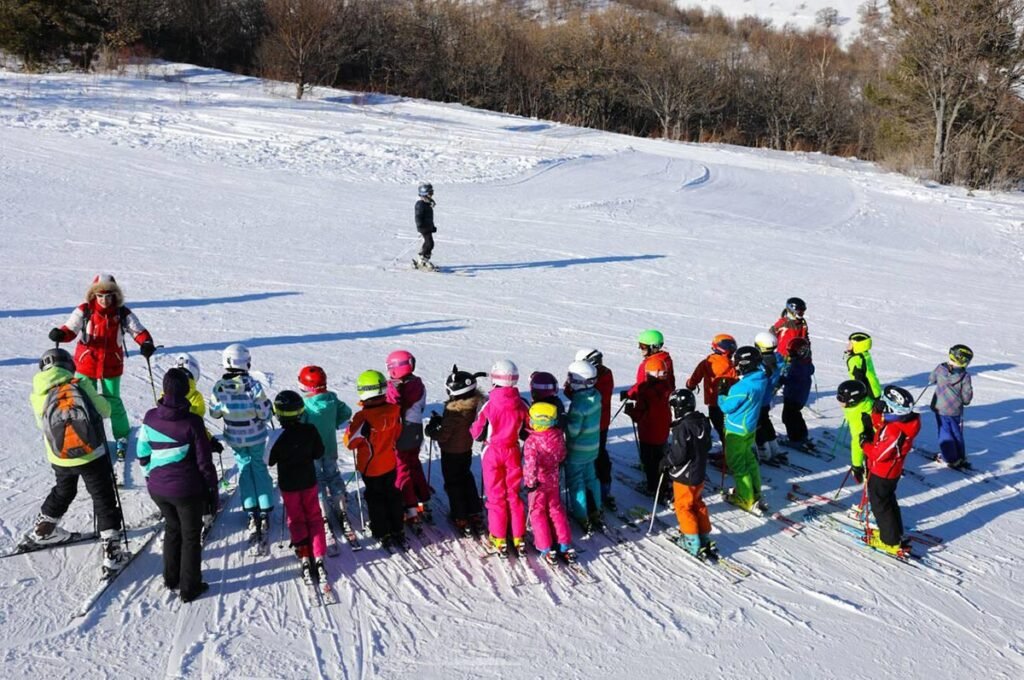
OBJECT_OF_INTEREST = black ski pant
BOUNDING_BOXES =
[595,429,612,499]
[868,475,903,547]
[362,470,404,539]
[150,492,205,596]
[781,401,808,442]
[755,405,776,446]
[418,231,435,259]
[41,455,123,533]
[440,451,481,521]
[639,442,666,493]
[708,404,726,445]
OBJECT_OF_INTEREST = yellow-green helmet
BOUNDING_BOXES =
[356,370,387,400]
[529,401,558,432]
[848,332,872,354]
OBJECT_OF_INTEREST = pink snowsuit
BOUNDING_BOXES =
[470,386,529,541]
[523,428,571,552]
[282,486,327,559]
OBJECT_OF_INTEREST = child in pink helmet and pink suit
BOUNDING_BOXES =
[523,401,576,565]
[470,359,530,557]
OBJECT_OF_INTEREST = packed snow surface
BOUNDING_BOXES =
[1,64,1023,679]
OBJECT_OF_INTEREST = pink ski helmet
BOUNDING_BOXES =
[386,350,416,379]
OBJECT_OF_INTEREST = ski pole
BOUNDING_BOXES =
[426,438,435,488]
[144,354,158,405]
[833,466,852,500]
[829,422,848,457]
[861,469,871,538]
[109,458,131,550]
[354,475,366,535]
[610,400,628,422]
[217,450,229,491]
[913,384,932,406]
[647,471,666,535]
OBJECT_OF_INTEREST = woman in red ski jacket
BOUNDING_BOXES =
[49,274,155,445]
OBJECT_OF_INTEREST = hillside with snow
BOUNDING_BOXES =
[1,63,1023,679]
[681,0,869,41]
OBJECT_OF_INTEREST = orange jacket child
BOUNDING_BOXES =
[343,370,406,548]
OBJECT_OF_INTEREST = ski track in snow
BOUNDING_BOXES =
[1,63,1024,678]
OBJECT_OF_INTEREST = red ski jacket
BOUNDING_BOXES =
[863,412,921,480]
[626,378,672,445]
[56,301,152,379]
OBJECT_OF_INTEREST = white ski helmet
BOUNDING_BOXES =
[567,360,598,389]
[222,343,251,370]
[754,332,777,353]
[574,348,603,367]
[489,359,519,387]
[174,352,200,382]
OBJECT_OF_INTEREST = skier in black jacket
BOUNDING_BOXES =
[661,388,718,561]
[414,182,437,271]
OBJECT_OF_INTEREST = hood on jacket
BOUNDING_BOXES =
[161,368,191,410]
[32,365,74,398]
[85,273,125,307]
[447,391,482,413]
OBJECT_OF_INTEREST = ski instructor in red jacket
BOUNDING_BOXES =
[49,274,156,454]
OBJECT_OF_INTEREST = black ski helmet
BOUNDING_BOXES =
[733,346,762,375]
[786,297,807,315]
[669,388,697,418]
[39,347,74,372]
[418,182,433,197]
[445,364,484,398]
[836,380,869,406]
[880,385,914,415]
[273,390,305,422]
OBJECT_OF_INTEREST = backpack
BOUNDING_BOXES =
[42,379,106,459]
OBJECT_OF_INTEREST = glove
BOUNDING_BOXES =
[140,340,156,359]
[716,378,732,396]
[624,403,636,419]
[48,327,64,343]
[209,437,224,454]
[424,413,442,439]
[858,431,870,446]
[619,390,630,402]
[851,465,864,484]
[871,399,885,414]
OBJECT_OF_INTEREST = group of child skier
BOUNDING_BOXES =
[21,276,977,601]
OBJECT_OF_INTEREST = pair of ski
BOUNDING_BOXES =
[800,506,963,580]
[298,559,338,607]
[321,492,362,555]
[700,475,803,536]
[777,437,836,462]
[786,484,943,548]
[621,506,751,580]
[2,508,164,559]
[73,524,164,619]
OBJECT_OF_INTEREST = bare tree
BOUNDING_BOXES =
[886,0,1024,184]
[261,0,344,98]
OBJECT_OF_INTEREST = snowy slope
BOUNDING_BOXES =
[679,0,869,42]
[1,63,1023,679]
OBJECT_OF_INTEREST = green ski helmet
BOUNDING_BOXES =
[637,329,664,350]
[356,370,388,400]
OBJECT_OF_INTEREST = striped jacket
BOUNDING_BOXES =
[209,371,272,448]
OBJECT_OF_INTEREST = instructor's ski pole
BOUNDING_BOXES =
[610,400,628,422]
[913,384,933,406]
[145,354,158,405]
[647,471,666,535]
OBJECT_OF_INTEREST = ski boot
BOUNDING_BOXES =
[100,529,129,578]
[454,518,473,538]
[698,536,720,562]
[180,582,210,604]
[512,537,525,557]
[405,508,423,535]
[865,529,908,558]
[115,438,128,461]
[468,513,485,537]
[391,531,409,551]
[542,549,558,566]
[315,558,329,583]
[559,544,578,564]
[299,556,314,585]
[754,496,769,516]
[767,440,787,464]
[26,513,70,546]
[674,533,701,556]
[492,536,509,559]
[847,503,869,522]
[602,494,618,512]
[587,511,606,532]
